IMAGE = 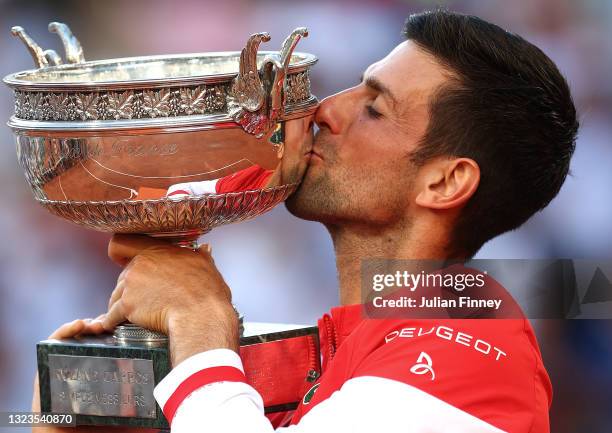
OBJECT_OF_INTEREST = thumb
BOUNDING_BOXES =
[32,372,40,412]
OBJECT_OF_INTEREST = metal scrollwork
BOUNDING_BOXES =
[232,32,270,112]
[229,27,310,138]
[39,183,299,236]
[11,76,312,122]
[7,23,316,127]
[285,71,311,105]
[13,85,229,121]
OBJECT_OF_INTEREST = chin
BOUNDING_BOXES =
[284,165,343,223]
[285,184,323,222]
[285,188,317,221]
[285,186,340,227]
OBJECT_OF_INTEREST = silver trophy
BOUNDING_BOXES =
[4,23,321,429]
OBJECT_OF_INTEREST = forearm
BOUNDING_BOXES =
[168,302,239,366]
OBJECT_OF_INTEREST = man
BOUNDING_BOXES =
[37,9,578,433]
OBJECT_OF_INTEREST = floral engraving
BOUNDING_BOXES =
[38,183,298,235]
[14,90,22,118]
[180,86,207,115]
[78,93,99,120]
[143,89,170,118]
[49,93,69,120]
[110,91,135,119]
[285,71,311,105]
[12,72,309,122]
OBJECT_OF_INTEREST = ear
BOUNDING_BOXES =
[415,157,480,210]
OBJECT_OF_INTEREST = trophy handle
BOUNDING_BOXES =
[279,27,308,72]
[230,27,309,138]
[10,26,50,68]
[48,22,86,64]
[233,32,271,112]
[262,27,309,121]
[44,49,63,66]
[11,22,85,68]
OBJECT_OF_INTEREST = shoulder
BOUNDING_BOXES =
[348,318,520,379]
[345,318,551,432]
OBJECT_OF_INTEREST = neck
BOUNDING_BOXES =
[329,221,451,305]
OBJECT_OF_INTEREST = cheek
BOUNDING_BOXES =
[332,149,402,199]
[335,132,415,209]
[332,163,412,223]
[342,121,408,169]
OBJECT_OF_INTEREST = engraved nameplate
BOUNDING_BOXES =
[48,354,157,418]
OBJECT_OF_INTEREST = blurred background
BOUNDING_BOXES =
[0,0,610,431]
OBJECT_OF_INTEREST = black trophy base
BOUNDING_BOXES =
[37,322,319,429]
[38,330,171,430]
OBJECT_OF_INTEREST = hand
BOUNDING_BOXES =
[32,318,152,432]
[33,318,106,413]
[104,234,239,366]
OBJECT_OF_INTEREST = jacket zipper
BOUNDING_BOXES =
[323,313,337,365]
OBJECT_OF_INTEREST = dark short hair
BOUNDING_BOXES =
[404,10,578,257]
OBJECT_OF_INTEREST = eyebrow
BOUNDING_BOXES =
[360,73,399,110]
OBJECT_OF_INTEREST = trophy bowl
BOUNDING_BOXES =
[4,23,322,429]
[4,23,318,244]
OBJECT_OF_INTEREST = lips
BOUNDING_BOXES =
[306,148,324,160]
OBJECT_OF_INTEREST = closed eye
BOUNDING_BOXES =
[366,105,382,119]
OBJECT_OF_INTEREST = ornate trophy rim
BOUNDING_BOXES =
[38,182,299,237]
[7,98,317,132]
[5,24,317,138]
[3,51,317,91]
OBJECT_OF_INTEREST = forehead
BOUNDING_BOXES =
[365,40,451,109]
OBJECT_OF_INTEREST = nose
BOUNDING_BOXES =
[314,88,357,135]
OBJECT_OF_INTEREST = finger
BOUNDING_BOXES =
[108,234,167,266]
[102,299,127,331]
[32,372,40,412]
[108,280,126,311]
[117,261,131,283]
[48,319,86,339]
[82,318,106,335]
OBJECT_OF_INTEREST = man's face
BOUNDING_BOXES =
[286,41,451,227]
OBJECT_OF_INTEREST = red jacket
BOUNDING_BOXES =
[154,289,551,432]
